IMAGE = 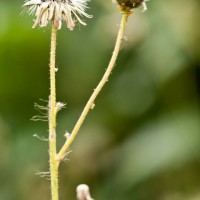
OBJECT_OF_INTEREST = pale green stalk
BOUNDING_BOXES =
[49,24,59,200]
[57,13,129,162]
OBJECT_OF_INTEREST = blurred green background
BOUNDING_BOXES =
[0,0,200,199]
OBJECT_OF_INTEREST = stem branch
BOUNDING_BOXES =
[49,24,59,200]
[57,13,129,162]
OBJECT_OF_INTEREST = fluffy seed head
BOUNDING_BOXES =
[23,0,92,30]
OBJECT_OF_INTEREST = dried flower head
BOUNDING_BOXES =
[23,0,92,30]
[114,0,148,14]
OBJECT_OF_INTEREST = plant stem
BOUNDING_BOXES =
[57,13,129,162]
[49,24,59,200]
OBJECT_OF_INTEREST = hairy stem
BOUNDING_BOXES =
[57,13,129,162]
[49,24,59,200]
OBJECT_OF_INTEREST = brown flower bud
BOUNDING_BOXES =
[114,0,148,14]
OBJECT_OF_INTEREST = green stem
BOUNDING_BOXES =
[57,13,129,162]
[49,24,59,200]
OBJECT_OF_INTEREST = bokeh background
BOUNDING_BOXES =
[0,0,200,199]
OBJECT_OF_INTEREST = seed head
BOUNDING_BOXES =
[23,0,92,30]
[114,0,148,14]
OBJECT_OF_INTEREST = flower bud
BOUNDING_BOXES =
[76,184,94,200]
[114,0,148,14]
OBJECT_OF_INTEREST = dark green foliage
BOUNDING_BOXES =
[0,0,200,200]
